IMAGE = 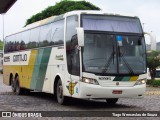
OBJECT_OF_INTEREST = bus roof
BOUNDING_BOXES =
[65,10,137,18]
[5,10,138,38]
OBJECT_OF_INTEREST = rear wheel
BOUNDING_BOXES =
[11,77,16,92]
[56,79,68,105]
[15,76,23,95]
[106,98,118,104]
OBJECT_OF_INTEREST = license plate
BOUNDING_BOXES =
[112,90,122,94]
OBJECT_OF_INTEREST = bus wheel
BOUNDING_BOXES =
[56,79,68,105]
[11,78,16,92]
[15,76,22,95]
[106,98,118,104]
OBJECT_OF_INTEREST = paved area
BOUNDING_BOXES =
[0,74,160,120]
[0,74,12,93]
[145,86,160,95]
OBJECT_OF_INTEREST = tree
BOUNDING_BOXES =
[147,51,160,79]
[25,0,100,26]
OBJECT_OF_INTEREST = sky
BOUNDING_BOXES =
[0,0,160,44]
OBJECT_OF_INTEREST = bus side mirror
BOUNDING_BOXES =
[77,27,84,47]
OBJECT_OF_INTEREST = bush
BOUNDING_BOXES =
[147,80,160,86]
[25,0,100,26]
[0,40,3,50]
[146,80,152,85]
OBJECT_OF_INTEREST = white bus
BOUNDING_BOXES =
[3,11,147,104]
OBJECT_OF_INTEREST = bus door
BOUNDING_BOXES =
[69,35,80,98]
[66,15,80,97]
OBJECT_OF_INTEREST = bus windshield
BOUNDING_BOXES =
[81,15,146,75]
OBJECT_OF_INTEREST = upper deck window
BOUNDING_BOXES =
[82,15,143,33]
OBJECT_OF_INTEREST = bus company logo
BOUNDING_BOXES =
[99,77,111,80]
[13,54,27,62]
[4,56,10,62]
[66,82,77,95]
[55,55,64,60]
[116,82,119,86]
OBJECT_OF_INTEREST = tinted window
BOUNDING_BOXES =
[20,31,30,50]
[27,27,40,49]
[66,15,80,76]
[4,37,9,53]
[14,33,21,51]
[82,33,146,75]
[51,20,64,45]
[39,24,52,47]
[4,20,64,53]
[4,35,19,52]
[82,15,142,33]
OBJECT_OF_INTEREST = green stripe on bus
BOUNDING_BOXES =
[35,47,52,91]
[30,49,43,89]
[113,76,124,81]
[113,76,133,81]
[121,77,130,81]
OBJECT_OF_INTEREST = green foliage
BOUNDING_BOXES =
[0,40,3,50]
[147,51,160,79]
[25,0,100,26]
[147,80,160,86]
[147,51,160,70]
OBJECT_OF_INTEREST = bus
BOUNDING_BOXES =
[155,69,160,80]
[3,10,147,104]
[147,68,160,80]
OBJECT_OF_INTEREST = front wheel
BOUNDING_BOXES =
[56,79,68,105]
[106,98,118,104]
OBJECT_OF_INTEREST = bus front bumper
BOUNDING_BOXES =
[79,82,146,99]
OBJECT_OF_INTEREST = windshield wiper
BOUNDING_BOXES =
[102,52,115,74]
[102,39,115,74]
[102,41,115,74]
[118,46,134,74]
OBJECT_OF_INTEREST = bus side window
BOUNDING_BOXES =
[39,24,52,47]
[15,34,21,51]
[4,38,8,53]
[71,35,80,75]
[51,19,64,45]
[28,27,40,49]
[66,15,80,76]
[21,31,30,50]
[5,35,17,52]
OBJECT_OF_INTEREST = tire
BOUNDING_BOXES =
[106,98,118,104]
[15,76,23,95]
[11,77,16,92]
[56,79,68,105]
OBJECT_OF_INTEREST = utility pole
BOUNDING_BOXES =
[2,14,5,41]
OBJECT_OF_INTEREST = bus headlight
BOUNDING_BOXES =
[134,79,147,85]
[82,77,99,85]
